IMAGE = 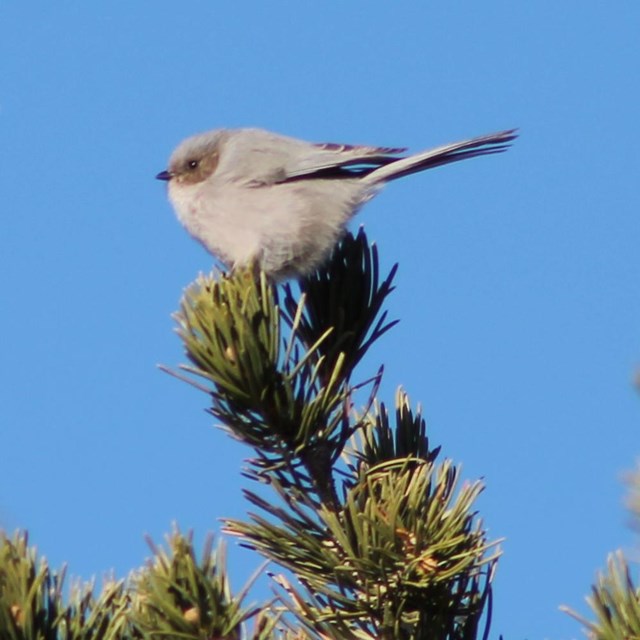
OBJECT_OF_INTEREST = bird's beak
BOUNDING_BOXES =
[155,170,173,181]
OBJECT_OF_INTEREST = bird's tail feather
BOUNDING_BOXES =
[364,129,518,184]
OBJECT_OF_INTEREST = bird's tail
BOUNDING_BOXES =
[363,129,518,184]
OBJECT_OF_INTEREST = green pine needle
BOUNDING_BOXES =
[130,528,260,639]
[561,552,640,639]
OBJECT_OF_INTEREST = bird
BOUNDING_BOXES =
[157,127,517,279]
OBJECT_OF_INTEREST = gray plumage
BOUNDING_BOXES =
[157,127,516,279]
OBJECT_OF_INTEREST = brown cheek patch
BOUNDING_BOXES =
[179,151,220,186]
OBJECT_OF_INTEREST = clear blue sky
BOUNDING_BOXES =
[1,3,639,638]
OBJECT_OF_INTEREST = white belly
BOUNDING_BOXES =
[169,177,376,277]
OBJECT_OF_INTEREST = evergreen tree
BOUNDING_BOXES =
[1,229,635,638]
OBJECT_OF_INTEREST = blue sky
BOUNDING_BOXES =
[1,3,639,638]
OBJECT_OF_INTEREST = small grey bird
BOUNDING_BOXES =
[157,127,516,279]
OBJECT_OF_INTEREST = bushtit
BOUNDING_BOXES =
[157,127,516,279]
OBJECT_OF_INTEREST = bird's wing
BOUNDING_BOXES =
[280,141,408,181]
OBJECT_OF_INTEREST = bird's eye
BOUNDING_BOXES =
[187,159,199,170]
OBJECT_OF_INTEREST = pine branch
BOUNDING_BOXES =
[281,227,398,388]
[0,529,282,639]
[168,231,397,511]
[223,390,499,639]
[343,389,441,484]
[0,530,128,640]
[561,551,640,639]
[562,462,640,639]
[168,228,500,638]
[129,527,261,639]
